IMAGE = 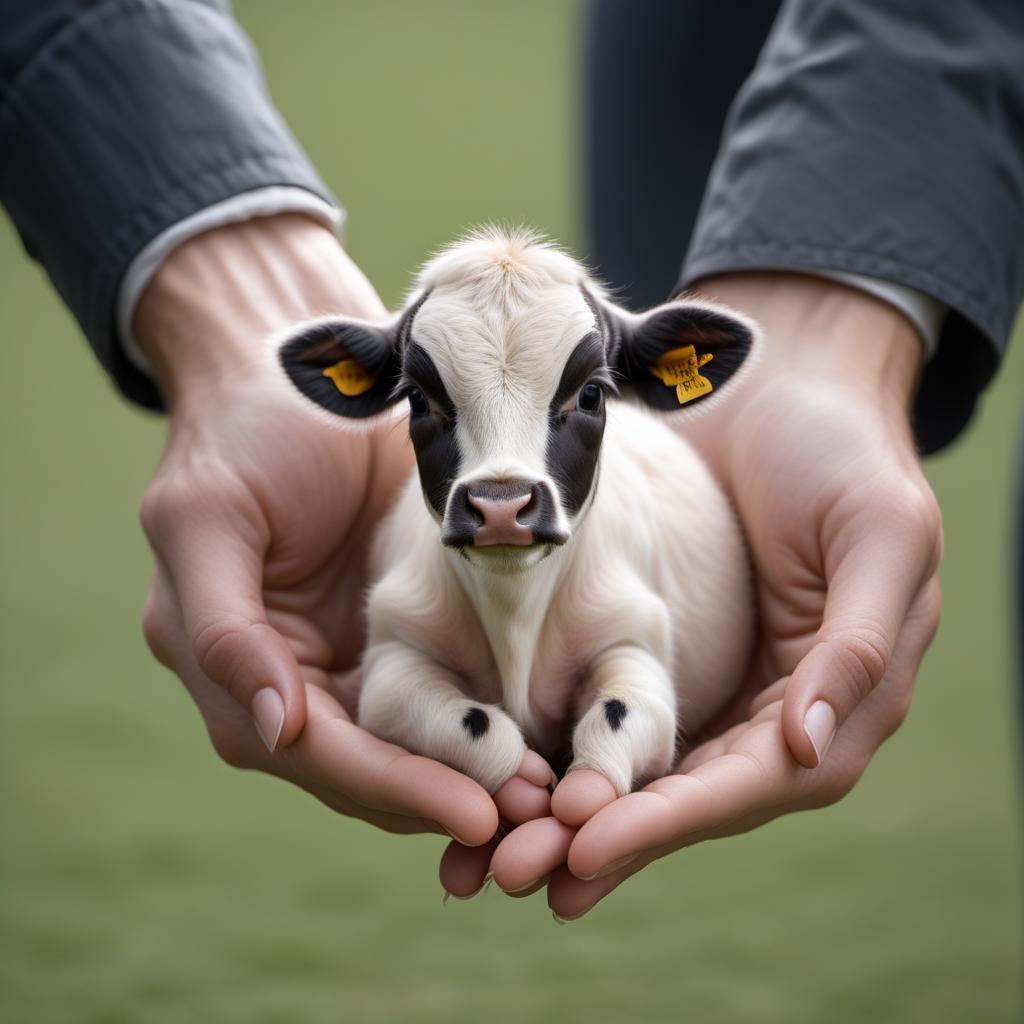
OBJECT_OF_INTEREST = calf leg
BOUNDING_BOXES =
[568,646,678,797]
[359,641,527,794]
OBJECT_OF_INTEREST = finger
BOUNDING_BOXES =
[550,769,618,827]
[782,525,937,768]
[489,817,575,894]
[156,513,306,751]
[748,676,788,717]
[518,749,557,788]
[494,775,552,825]
[504,877,551,900]
[568,724,797,880]
[548,857,652,921]
[439,838,499,899]
[306,782,443,836]
[285,686,499,846]
[679,699,783,772]
[493,750,555,824]
[553,787,812,918]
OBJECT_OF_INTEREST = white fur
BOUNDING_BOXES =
[356,229,755,795]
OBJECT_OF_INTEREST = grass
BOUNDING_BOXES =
[0,2,1020,1021]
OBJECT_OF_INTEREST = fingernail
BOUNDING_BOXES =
[552,910,582,925]
[442,880,489,904]
[252,688,285,752]
[580,854,637,881]
[803,700,837,766]
[503,878,539,894]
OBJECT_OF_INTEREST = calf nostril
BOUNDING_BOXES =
[516,485,540,525]
[461,488,484,528]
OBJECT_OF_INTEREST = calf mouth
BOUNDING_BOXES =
[456,541,562,574]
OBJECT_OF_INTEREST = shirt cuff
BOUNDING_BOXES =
[116,186,343,374]
[808,269,948,359]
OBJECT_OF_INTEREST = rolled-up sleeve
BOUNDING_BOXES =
[0,0,337,410]
[681,0,1024,452]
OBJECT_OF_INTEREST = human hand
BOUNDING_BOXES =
[136,214,550,843]
[442,273,942,914]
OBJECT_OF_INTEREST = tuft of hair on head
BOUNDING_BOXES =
[411,225,594,314]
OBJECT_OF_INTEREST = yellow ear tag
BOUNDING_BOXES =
[322,359,376,397]
[648,345,714,405]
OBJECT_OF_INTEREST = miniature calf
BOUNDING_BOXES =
[279,229,756,797]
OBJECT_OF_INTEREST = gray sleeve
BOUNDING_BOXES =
[680,0,1024,453]
[0,0,335,411]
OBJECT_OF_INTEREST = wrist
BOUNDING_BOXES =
[690,272,924,409]
[133,214,385,409]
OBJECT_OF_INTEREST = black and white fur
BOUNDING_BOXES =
[280,228,756,795]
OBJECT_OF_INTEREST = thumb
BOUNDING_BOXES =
[782,523,938,769]
[159,517,307,751]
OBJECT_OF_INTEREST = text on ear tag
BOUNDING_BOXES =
[648,345,714,405]
[322,359,376,397]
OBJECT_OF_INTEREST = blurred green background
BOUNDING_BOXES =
[1,2,1021,1021]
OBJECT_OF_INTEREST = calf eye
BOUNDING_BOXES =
[407,387,430,416]
[577,382,603,414]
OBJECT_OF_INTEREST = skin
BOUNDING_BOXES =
[136,217,942,916]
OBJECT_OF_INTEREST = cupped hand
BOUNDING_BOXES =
[135,215,550,845]
[458,273,942,916]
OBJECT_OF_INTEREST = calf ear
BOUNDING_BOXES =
[278,315,403,419]
[607,297,758,413]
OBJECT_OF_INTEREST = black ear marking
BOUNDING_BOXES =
[462,707,490,740]
[279,318,403,419]
[604,699,627,732]
[602,298,756,412]
[278,293,431,420]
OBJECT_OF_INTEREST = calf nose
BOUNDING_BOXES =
[442,479,567,548]
[467,480,536,546]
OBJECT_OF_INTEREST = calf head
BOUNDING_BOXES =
[279,229,756,570]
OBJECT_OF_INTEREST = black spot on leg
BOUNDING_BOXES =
[462,707,490,740]
[604,699,627,732]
